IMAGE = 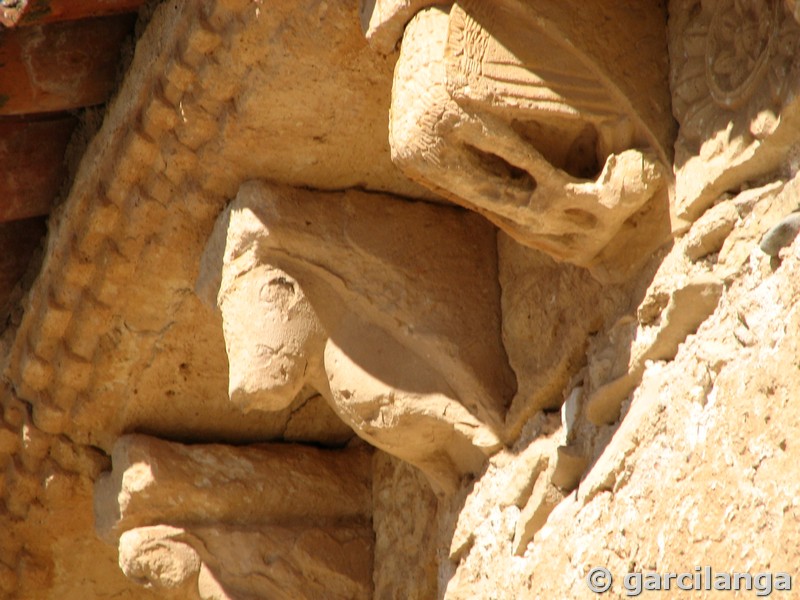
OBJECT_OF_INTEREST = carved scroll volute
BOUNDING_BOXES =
[197,182,513,494]
[368,0,675,281]
[117,527,205,598]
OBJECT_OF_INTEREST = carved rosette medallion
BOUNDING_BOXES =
[705,0,781,110]
[671,0,800,220]
[676,0,799,146]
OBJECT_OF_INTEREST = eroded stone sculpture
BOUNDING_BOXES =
[670,0,800,222]
[498,233,629,437]
[364,0,675,280]
[95,434,373,600]
[196,181,515,494]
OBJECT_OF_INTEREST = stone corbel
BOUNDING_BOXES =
[94,434,374,600]
[364,0,676,281]
[196,182,514,494]
[116,524,375,600]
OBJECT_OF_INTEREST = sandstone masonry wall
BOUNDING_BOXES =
[0,1,799,598]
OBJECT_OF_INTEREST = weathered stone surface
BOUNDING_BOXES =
[586,274,723,424]
[372,451,438,600]
[788,0,800,21]
[360,0,444,54]
[282,392,355,446]
[118,524,374,600]
[118,526,202,594]
[0,389,156,600]
[442,412,564,596]
[498,233,628,436]
[6,0,439,453]
[197,181,512,493]
[386,1,674,278]
[5,0,800,597]
[0,1,439,595]
[717,179,798,279]
[670,0,800,222]
[759,211,800,257]
[512,461,564,557]
[95,435,374,599]
[432,170,800,600]
[684,200,739,261]
[94,434,372,543]
[492,422,587,557]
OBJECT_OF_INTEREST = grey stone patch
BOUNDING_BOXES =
[759,212,800,257]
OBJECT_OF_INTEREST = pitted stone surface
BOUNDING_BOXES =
[3,0,800,598]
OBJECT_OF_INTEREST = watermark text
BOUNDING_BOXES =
[586,566,792,596]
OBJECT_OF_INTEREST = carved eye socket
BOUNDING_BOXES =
[562,208,598,229]
[259,276,297,305]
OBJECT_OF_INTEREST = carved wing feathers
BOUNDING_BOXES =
[446,4,624,121]
[476,59,623,119]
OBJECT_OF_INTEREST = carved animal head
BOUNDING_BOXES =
[196,181,514,493]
